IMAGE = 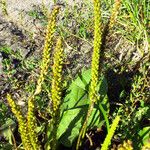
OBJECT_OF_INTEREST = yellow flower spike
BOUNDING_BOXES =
[90,0,102,103]
[76,0,102,149]
[109,0,121,29]
[35,6,60,95]
[27,6,60,149]
[101,116,120,150]
[51,37,64,149]
[7,94,33,150]
[27,95,41,150]
[51,37,63,112]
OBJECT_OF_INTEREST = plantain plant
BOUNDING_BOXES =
[6,0,123,150]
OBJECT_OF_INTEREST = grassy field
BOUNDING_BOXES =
[0,0,149,150]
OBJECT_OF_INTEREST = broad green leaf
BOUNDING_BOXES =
[72,69,91,90]
[57,69,109,147]
[60,69,91,111]
[58,106,104,147]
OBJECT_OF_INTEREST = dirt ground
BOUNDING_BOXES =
[0,0,93,99]
[0,0,81,33]
[0,0,88,74]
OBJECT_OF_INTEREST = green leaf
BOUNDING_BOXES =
[57,69,109,147]
[73,69,91,90]
[58,106,104,147]
[60,69,91,111]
